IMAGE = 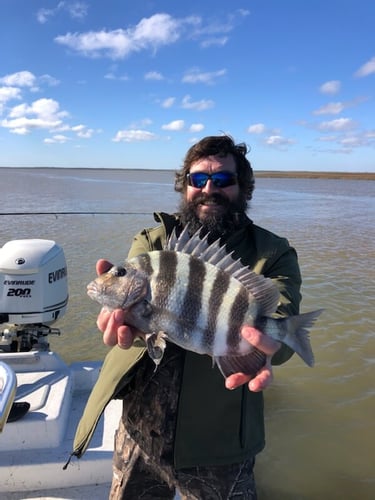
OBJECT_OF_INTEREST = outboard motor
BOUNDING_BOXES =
[0,239,68,352]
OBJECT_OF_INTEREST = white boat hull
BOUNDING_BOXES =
[0,351,121,496]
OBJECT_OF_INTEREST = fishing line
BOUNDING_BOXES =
[0,211,151,216]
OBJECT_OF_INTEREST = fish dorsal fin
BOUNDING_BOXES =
[167,226,230,267]
[166,225,190,251]
[167,226,280,316]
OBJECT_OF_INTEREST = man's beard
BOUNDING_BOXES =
[178,192,248,241]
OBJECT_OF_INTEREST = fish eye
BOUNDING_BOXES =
[113,266,127,277]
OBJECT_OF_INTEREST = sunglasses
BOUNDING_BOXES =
[187,171,237,189]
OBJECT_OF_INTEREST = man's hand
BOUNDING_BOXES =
[225,326,281,392]
[95,259,138,348]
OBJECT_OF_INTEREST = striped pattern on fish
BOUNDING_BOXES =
[87,226,322,378]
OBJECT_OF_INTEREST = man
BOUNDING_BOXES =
[78,135,301,499]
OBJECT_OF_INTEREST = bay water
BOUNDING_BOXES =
[0,168,374,499]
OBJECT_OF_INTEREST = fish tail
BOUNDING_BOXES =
[278,309,324,367]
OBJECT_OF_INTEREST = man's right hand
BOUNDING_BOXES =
[95,259,138,348]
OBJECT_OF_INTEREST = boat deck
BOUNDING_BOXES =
[0,351,122,496]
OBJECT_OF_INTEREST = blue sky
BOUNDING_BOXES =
[1,0,374,172]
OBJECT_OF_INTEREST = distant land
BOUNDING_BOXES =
[1,166,374,180]
[254,171,375,180]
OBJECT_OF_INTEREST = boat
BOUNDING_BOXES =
[0,360,17,432]
[0,239,121,499]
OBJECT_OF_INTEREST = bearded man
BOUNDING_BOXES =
[73,135,302,499]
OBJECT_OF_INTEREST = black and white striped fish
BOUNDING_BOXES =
[87,226,322,379]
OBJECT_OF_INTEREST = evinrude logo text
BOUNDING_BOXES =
[48,267,67,283]
[4,280,35,285]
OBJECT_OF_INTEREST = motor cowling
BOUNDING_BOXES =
[0,239,68,326]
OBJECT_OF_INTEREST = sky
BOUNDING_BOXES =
[1,0,375,172]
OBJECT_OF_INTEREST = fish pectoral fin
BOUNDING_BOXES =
[145,331,168,367]
[140,299,153,317]
[215,348,267,379]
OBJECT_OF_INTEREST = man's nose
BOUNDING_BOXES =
[201,179,218,193]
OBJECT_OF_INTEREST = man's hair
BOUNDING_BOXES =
[174,135,255,200]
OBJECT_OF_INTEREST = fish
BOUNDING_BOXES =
[87,226,322,379]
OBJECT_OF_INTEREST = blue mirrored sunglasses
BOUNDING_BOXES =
[187,171,237,189]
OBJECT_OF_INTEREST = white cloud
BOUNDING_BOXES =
[317,131,375,150]
[313,96,367,117]
[129,118,153,129]
[104,71,129,81]
[265,135,295,147]
[354,56,375,77]
[134,14,181,45]
[0,79,95,142]
[32,98,68,120]
[161,97,176,108]
[0,87,21,103]
[1,98,68,135]
[112,129,157,142]
[181,95,214,111]
[190,9,249,48]
[37,1,88,24]
[54,11,248,59]
[237,9,251,17]
[8,103,29,118]
[71,124,94,138]
[313,102,345,115]
[182,68,226,85]
[44,134,70,144]
[200,37,228,48]
[339,136,363,147]
[319,80,341,95]
[317,135,338,143]
[248,123,266,134]
[318,118,355,132]
[0,71,36,88]
[1,116,62,135]
[67,2,88,19]
[144,71,164,81]
[55,13,188,59]
[0,71,60,94]
[37,7,53,24]
[189,123,204,133]
[103,64,130,81]
[162,120,184,131]
[56,29,133,59]
[40,74,61,87]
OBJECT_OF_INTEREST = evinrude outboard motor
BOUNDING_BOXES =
[0,239,68,352]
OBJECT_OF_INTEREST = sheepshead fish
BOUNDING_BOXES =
[87,227,322,379]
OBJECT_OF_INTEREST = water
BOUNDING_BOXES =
[1,168,374,499]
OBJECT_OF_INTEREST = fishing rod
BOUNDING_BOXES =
[0,211,152,216]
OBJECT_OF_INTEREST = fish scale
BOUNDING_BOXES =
[87,226,322,379]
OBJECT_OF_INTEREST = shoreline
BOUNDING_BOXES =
[254,171,375,180]
[1,166,374,180]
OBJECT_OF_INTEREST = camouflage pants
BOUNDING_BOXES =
[109,419,257,500]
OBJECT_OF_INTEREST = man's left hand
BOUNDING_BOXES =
[225,326,281,392]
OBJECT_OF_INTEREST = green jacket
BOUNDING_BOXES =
[72,212,301,468]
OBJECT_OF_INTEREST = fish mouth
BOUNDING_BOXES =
[87,280,114,303]
[87,281,99,299]
[87,280,125,310]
